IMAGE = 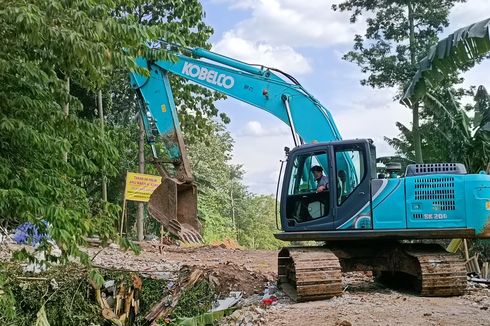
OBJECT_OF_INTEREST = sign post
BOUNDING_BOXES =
[119,172,162,236]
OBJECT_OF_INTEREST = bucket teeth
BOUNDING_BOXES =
[148,178,202,244]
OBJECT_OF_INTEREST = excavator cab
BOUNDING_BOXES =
[280,139,376,232]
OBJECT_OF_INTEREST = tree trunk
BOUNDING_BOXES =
[230,187,236,235]
[137,116,145,241]
[408,2,423,163]
[63,77,70,162]
[97,90,107,201]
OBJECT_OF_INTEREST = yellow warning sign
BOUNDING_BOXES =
[124,172,162,202]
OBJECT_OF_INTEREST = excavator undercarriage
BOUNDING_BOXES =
[278,241,467,302]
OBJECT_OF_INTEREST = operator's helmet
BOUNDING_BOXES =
[310,165,323,173]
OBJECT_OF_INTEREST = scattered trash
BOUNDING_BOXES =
[13,221,49,246]
[219,305,268,326]
[469,277,490,285]
[260,283,278,307]
[23,251,48,274]
[49,278,58,290]
[210,291,243,312]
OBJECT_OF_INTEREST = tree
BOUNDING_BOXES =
[386,85,490,172]
[186,123,240,242]
[0,0,200,263]
[333,0,464,162]
[236,195,286,250]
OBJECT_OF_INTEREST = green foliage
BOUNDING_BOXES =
[0,269,17,324]
[187,123,238,242]
[0,0,167,262]
[172,280,215,319]
[333,0,463,91]
[386,85,490,171]
[0,0,226,264]
[0,262,178,326]
[236,195,286,250]
[402,18,490,105]
[173,307,236,326]
[0,263,104,325]
[187,123,284,249]
[0,0,276,262]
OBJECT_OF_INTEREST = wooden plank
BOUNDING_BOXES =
[482,262,488,279]
[463,239,470,261]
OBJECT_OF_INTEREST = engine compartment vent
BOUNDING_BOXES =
[405,163,466,176]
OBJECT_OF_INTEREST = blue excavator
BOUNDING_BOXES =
[129,43,490,301]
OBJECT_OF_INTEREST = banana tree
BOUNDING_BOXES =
[422,85,490,172]
[402,17,490,105]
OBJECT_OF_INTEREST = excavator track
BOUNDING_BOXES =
[405,245,467,296]
[278,247,342,302]
[278,242,466,302]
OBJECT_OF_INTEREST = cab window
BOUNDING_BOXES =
[335,146,365,205]
[286,152,330,223]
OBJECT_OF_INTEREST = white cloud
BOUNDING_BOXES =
[215,0,363,47]
[330,87,411,157]
[449,0,490,28]
[231,131,293,194]
[213,32,312,74]
[238,120,290,137]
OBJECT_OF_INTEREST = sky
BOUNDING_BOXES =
[198,0,490,195]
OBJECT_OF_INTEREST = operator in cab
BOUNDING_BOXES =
[311,165,328,193]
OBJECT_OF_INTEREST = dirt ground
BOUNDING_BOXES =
[86,243,490,326]
[264,276,490,326]
[3,242,490,325]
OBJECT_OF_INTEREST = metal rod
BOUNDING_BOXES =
[192,48,265,76]
[282,95,299,147]
[275,160,285,230]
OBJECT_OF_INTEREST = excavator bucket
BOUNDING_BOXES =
[148,177,203,244]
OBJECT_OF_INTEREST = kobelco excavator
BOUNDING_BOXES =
[129,43,490,301]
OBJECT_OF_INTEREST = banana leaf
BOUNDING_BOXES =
[402,17,490,106]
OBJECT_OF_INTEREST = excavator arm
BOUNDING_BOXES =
[129,45,345,243]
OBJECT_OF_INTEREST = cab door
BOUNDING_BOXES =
[281,146,335,231]
[333,142,373,229]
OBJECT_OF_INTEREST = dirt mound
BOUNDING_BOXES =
[209,238,242,249]
[204,262,272,296]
